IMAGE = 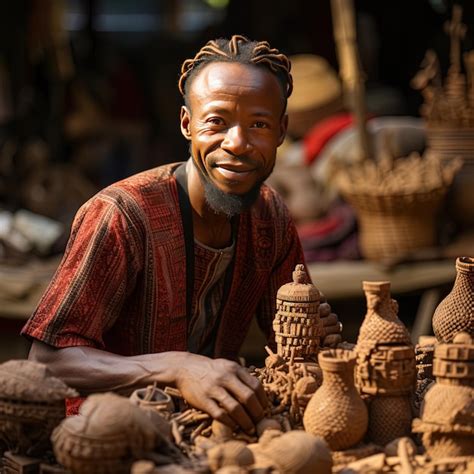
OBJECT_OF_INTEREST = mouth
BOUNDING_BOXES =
[213,163,256,182]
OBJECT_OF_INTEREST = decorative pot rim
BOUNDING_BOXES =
[318,349,356,371]
[456,256,474,273]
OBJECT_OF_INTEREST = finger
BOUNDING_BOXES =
[324,323,342,335]
[319,302,331,317]
[237,368,268,410]
[323,334,342,347]
[320,313,338,326]
[199,397,236,429]
[224,377,264,423]
[212,388,255,433]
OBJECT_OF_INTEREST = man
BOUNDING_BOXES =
[22,35,341,433]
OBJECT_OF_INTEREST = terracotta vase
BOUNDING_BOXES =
[432,257,474,343]
[303,349,368,451]
[357,281,411,346]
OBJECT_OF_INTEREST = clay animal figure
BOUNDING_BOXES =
[0,359,77,456]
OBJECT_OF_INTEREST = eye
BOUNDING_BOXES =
[252,121,269,129]
[207,117,225,126]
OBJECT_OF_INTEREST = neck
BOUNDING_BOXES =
[186,161,232,248]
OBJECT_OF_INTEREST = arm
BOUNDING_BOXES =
[24,196,265,432]
[29,340,266,433]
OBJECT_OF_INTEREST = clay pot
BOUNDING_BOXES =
[129,385,174,414]
[303,349,368,451]
[432,257,474,343]
[367,396,413,446]
[357,281,411,346]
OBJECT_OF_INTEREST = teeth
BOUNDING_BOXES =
[216,166,252,180]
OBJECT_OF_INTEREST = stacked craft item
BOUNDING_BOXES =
[1,261,474,473]
[412,5,474,229]
[412,332,474,462]
[355,281,416,445]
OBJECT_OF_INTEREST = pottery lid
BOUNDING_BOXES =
[277,264,320,302]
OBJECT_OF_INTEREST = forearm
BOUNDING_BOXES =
[28,340,189,396]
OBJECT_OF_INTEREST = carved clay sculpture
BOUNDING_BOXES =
[412,332,474,460]
[0,359,77,456]
[273,264,322,361]
[206,441,254,472]
[51,392,166,474]
[250,430,333,474]
[303,349,368,451]
[252,345,322,428]
[355,281,416,446]
[432,257,474,343]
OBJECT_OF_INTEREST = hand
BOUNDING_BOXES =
[175,353,267,433]
[319,293,343,347]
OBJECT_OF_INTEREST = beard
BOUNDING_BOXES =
[191,156,264,218]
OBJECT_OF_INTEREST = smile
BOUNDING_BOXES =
[214,165,255,182]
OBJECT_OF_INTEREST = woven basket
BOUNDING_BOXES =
[342,187,449,261]
[426,127,474,227]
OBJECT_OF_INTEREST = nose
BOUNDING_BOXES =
[221,125,250,156]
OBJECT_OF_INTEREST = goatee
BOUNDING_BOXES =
[192,160,262,218]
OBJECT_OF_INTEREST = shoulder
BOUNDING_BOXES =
[251,183,292,223]
[73,162,182,232]
[100,162,180,204]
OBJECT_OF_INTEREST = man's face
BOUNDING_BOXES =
[180,62,288,197]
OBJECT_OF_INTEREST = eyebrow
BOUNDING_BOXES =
[201,106,275,118]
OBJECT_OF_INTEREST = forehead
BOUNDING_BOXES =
[188,62,285,109]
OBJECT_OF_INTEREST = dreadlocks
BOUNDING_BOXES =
[178,35,293,108]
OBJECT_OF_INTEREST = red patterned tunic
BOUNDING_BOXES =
[21,162,307,360]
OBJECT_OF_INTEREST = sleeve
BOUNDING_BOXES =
[254,200,308,347]
[21,194,142,349]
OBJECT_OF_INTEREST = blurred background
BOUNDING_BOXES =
[0,0,473,364]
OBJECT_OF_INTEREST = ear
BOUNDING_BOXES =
[180,106,192,140]
[277,113,289,146]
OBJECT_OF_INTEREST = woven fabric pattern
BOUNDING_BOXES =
[21,162,306,360]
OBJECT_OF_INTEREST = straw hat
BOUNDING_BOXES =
[287,54,343,138]
[288,55,342,111]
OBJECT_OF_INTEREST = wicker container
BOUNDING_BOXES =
[343,187,448,261]
[426,127,474,227]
